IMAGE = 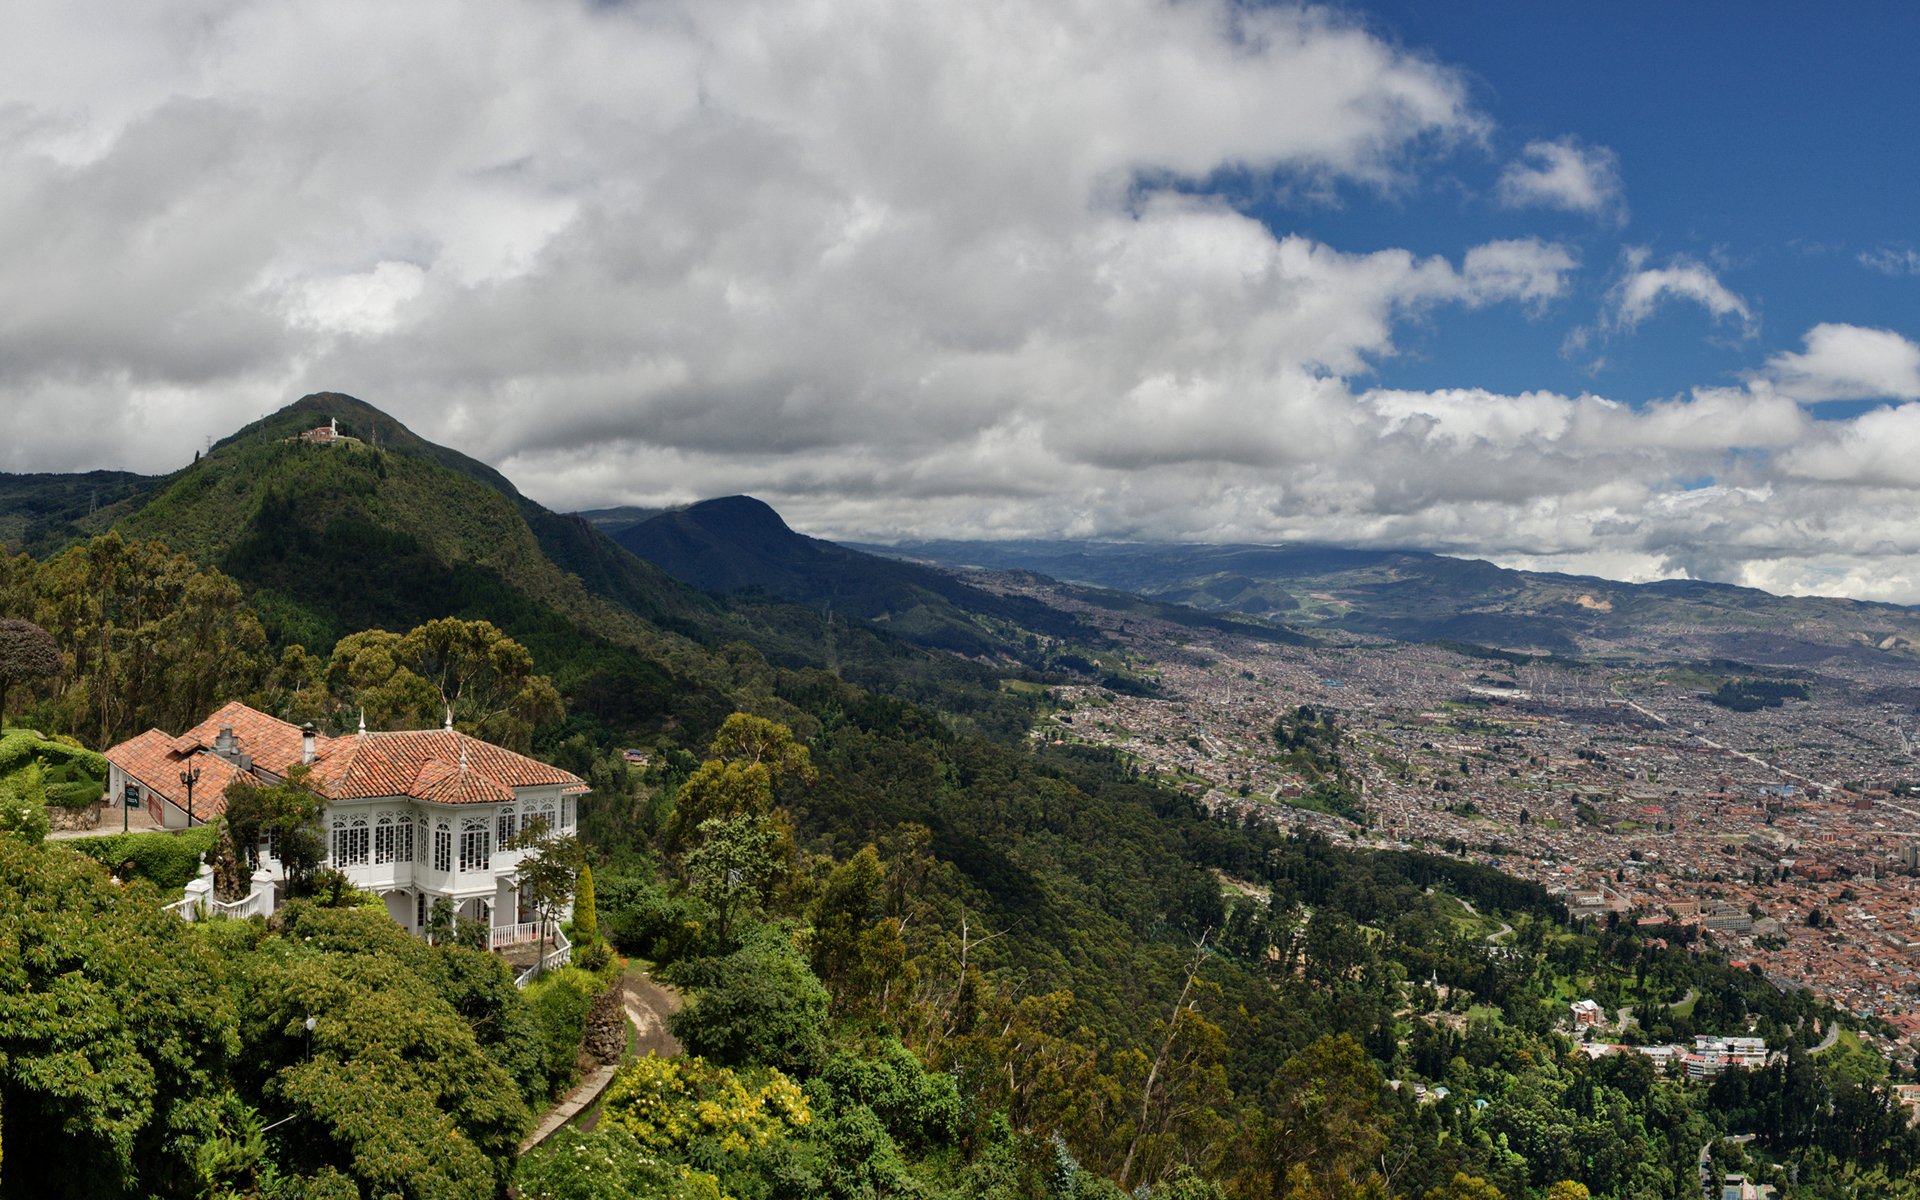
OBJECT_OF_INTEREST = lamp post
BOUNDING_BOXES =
[179,764,201,826]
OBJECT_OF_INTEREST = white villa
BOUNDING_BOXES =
[105,701,586,940]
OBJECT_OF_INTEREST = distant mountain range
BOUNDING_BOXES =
[598,496,1310,663]
[849,537,1920,667]
[11,395,1920,690]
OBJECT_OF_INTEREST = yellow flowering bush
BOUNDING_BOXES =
[602,1054,811,1158]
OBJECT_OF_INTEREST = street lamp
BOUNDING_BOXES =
[179,764,201,826]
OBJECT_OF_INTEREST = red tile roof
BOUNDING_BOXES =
[311,727,581,800]
[411,758,516,806]
[104,728,245,819]
[109,702,583,809]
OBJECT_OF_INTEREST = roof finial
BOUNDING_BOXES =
[357,708,367,736]
[459,744,468,773]
[443,706,454,732]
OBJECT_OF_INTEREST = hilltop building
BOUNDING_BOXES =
[294,417,360,446]
[105,701,585,938]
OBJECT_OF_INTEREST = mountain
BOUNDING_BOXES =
[575,504,670,538]
[6,394,1028,732]
[610,496,1106,658]
[854,537,1920,665]
[608,496,1308,665]
[0,469,159,557]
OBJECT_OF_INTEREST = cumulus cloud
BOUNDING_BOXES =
[1496,137,1625,222]
[7,1,1920,600]
[1762,323,1920,402]
[1608,250,1754,334]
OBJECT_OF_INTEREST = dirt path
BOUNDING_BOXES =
[520,967,683,1151]
[625,969,683,1058]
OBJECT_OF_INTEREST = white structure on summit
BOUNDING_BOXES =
[105,701,586,938]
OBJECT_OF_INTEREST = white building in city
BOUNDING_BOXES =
[106,701,586,938]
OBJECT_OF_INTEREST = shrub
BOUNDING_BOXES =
[599,873,712,965]
[522,966,607,1093]
[69,825,219,891]
[600,1054,810,1158]
[665,931,830,1077]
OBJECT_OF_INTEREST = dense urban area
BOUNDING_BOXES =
[1001,573,1920,1066]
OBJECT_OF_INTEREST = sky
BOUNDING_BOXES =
[4,1,1920,600]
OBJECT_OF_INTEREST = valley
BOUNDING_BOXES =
[978,567,1920,1057]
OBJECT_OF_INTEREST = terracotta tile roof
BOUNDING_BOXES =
[103,729,245,819]
[310,728,582,802]
[111,702,582,809]
[178,701,331,775]
[411,758,516,806]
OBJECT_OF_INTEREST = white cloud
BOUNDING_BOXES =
[1609,251,1754,334]
[10,2,1920,600]
[1496,137,1625,222]
[1763,323,1920,402]
[1859,245,1920,276]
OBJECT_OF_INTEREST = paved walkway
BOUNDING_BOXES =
[520,1062,621,1152]
[48,804,168,840]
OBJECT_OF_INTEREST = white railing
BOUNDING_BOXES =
[166,891,265,922]
[514,925,571,988]
[489,921,542,950]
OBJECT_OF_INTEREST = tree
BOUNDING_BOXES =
[664,713,814,853]
[807,844,910,1017]
[325,618,563,748]
[3,534,270,745]
[667,933,830,1076]
[220,765,326,898]
[1427,1175,1504,1200]
[573,863,600,947]
[0,617,60,725]
[685,814,785,952]
[512,825,585,960]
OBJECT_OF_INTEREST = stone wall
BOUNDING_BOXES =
[47,801,104,832]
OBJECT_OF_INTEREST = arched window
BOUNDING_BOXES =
[333,813,369,867]
[496,805,517,847]
[459,816,491,873]
[416,815,430,864]
[374,813,397,864]
[434,821,452,873]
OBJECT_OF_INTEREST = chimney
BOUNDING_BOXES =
[301,722,316,766]
[216,725,236,759]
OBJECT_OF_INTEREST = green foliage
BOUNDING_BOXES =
[0,532,271,747]
[0,728,106,808]
[600,1053,812,1158]
[1709,678,1812,711]
[522,966,608,1094]
[221,765,326,892]
[812,1038,961,1152]
[0,764,50,844]
[515,1124,711,1200]
[574,862,599,947]
[665,930,831,1077]
[0,837,241,1199]
[69,824,220,891]
[598,872,712,964]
